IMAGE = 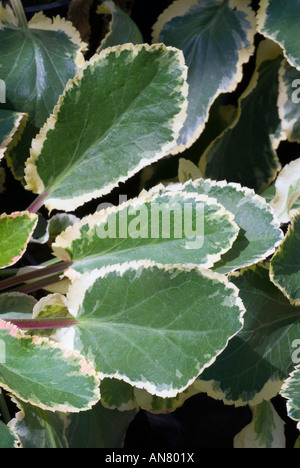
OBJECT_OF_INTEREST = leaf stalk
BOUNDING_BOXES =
[10,0,29,31]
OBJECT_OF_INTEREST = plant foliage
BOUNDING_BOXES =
[0,0,300,449]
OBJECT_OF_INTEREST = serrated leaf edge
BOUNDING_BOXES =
[0,112,28,165]
[270,158,300,224]
[165,178,284,269]
[52,189,240,272]
[280,365,300,430]
[277,59,300,144]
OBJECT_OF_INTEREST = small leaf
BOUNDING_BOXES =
[152,0,256,151]
[0,320,100,412]
[25,43,188,212]
[178,158,202,184]
[0,109,27,162]
[48,213,79,242]
[0,211,38,269]
[234,401,286,448]
[281,365,300,430]
[97,0,143,51]
[257,0,300,70]
[67,262,245,398]
[277,60,300,143]
[9,398,67,448]
[270,158,300,224]
[52,190,239,273]
[270,213,300,305]
[0,292,37,320]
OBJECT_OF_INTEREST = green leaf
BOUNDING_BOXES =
[270,158,300,224]
[0,420,20,448]
[270,213,300,305]
[170,178,284,274]
[10,398,67,448]
[281,365,300,430]
[25,43,188,213]
[261,183,276,204]
[152,0,255,151]
[31,212,79,245]
[257,0,300,70]
[64,402,137,448]
[178,158,202,184]
[48,213,79,242]
[11,396,137,448]
[234,401,286,448]
[0,109,27,162]
[139,94,237,192]
[67,262,245,398]
[100,378,137,411]
[28,293,73,339]
[0,4,86,180]
[0,319,100,412]
[53,190,239,274]
[200,39,282,192]
[0,211,38,269]
[198,264,300,405]
[97,0,143,51]
[278,60,300,143]
[134,381,201,414]
[0,292,37,320]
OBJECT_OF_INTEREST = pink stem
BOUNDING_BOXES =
[8,318,79,330]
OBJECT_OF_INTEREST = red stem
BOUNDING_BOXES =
[27,191,50,214]
[0,261,72,292]
[9,318,79,330]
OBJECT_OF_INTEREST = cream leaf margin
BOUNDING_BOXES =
[199,39,283,190]
[152,0,256,154]
[0,113,28,163]
[66,260,245,398]
[52,189,240,273]
[257,0,300,71]
[0,319,100,413]
[24,43,189,213]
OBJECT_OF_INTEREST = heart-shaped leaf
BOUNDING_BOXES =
[67,262,245,397]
